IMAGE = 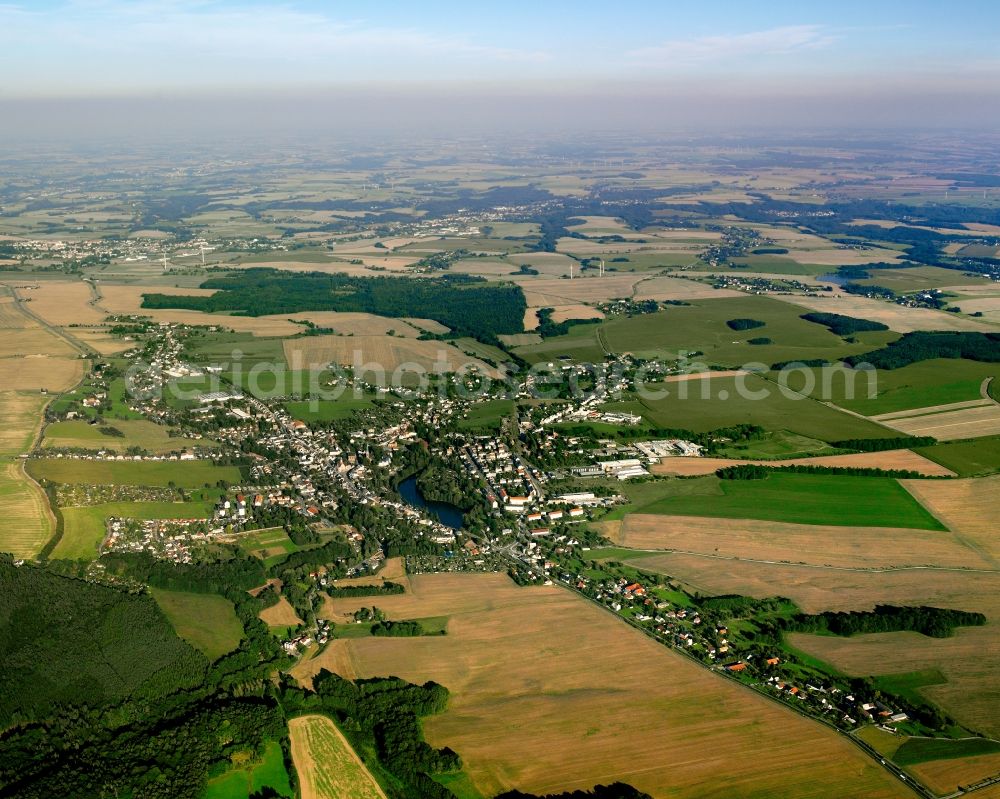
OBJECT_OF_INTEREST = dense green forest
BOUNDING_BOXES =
[327,581,406,598]
[370,620,429,637]
[142,269,526,342]
[282,672,461,799]
[800,312,890,336]
[845,331,1000,369]
[726,318,766,331]
[783,605,986,638]
[831,436,936,452]
[535,307,602,338]
[0,558,207,726]
[716,463,926,480]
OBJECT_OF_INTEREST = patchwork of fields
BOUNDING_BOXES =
[315,573,910,799]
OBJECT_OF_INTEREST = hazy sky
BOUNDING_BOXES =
[2,1,999,133]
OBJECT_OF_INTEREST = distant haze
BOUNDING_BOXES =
[2,0,999,139]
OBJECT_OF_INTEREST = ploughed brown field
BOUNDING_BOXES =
[308,572,909,799]
[651,449,954,477]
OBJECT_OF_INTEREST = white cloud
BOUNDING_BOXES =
[626,25,836,69]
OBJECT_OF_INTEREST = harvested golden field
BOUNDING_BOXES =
[0,392,48,457]
[902,476,1000,563]
[872,399,994,421]
[259,596,303,627]
[0,295,32,327]
[0,327,76,357]
[317,573,908,799]
[652,450,954,477]
[609,513,989,570]
[0,391,54,558]
[71,327,135,355]
[0,460,54,558]
[547,304,603,323]
[951,296,1000,321]
[632,275,741,301]
[13,281,106,325]
[0,356,85,392]
[782,247,904,266]
[330,556,408,588]
[449,259,520,278]
[620,551,1000,615]
[790,627,1000,739]
[513,274,644,303]
[94,284,303,335]
[284,312,427,338]
[874,403,1000,440]
[288,715,387,799]
[283,335,493,375]
[907,751,1000,796]
[292,640,357,687]
[401,317,449,334]
[624,536,1000,747]
[555,237,709,257]
[0,294,77,361]
[775,294,995,333]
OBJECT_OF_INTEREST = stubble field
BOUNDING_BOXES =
[288,715,387,799]
[310,572,909,799]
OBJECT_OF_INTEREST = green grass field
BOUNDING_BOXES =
[285,393,377,422]
[151,588,244,661]
[53,500,217,560]
[458,399,515,431]
[852,265,991,294]
[893,736,1000,766]
[28,458,243,487]
[603,373,897,441]
[721,257,831,275]
[782,359,1000,416]
[454,337,509,364]
[105,377,146,420]
[872,670,948,708]
[515,296,898,367]
[42,419,216,454]
[609,473,946,530]
[915,436,1000,477]
[237,527,302,567]
[714,430,838,459]
[202,740,293,799]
